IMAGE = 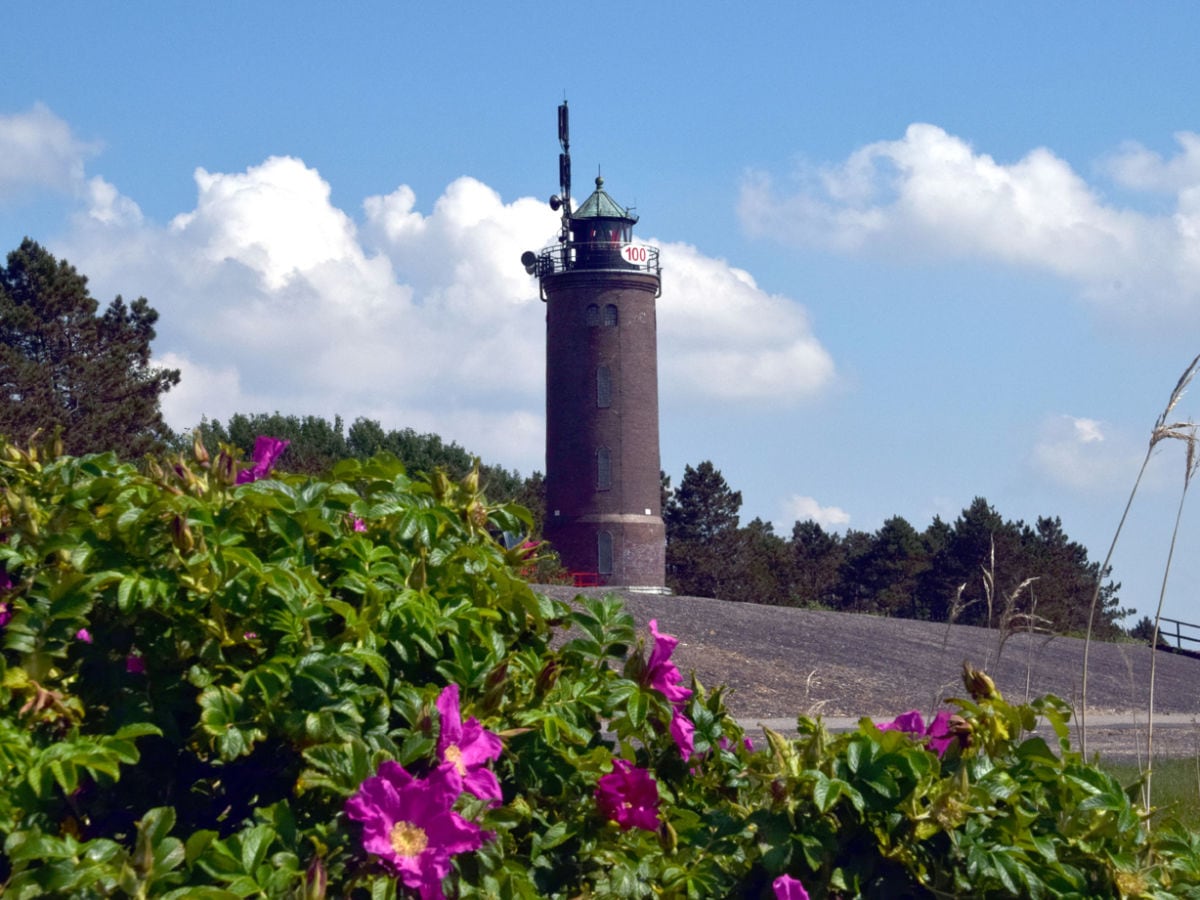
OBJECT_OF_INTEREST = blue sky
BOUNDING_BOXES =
[4,3,1200,625]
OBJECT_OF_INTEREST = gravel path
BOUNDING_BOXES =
[538,587,1200,760]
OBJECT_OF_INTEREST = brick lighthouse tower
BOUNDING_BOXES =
[521,103,666,589]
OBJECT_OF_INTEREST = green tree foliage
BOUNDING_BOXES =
[1128,615,1170,648]
[917,497,1019,626]
[1022,516,1125,636]
[725,518,791,607]
[665,462,1127,635]
[790,520,844,608]
[664,461,741,543]
[842,517,930,617]
[194,412,529,506]
[664,461,743,598]
[0,239,180,457]
[199,412,350,474]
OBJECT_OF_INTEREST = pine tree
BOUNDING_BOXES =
[664,461,742,597]
[0,239,180,457]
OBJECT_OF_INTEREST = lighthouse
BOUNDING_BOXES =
[521,103,666,589]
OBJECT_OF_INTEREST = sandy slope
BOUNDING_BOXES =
[538,586,1200,759]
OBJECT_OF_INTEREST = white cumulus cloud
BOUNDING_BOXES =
[780,495,851,529]
[0,104,96,199]
[1103,132,1200,194]
[42,135,834,474]
[655,241,835,403]
[739,123,1200,321]
[170,157,365,292]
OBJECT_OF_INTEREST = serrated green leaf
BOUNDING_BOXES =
[626,688,649,729]
[237,824,274,874]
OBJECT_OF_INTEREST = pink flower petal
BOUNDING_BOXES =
[773,874,810,900]
[595,759,659,831]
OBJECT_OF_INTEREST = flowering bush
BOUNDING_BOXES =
[1,432,1199,897]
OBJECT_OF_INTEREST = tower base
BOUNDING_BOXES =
[547,514,666,589]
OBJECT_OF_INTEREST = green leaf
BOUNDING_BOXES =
[185,830,219,866]
[237,824,274,874]
[533,821,573,853]
[626,688,649,730]
[160,889,242,900]
[137,806,177,845]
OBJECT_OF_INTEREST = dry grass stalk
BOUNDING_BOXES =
[934,583,970,712]
[1143,423,1199,808]
[801,667,828,718]
[1081,352,1200,759]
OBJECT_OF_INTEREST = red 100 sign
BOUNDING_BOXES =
[621,245,650,265]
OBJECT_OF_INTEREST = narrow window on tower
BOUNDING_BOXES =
[586,304,600,327]
[596,365,612,408]
[603,304,618,327]
[596,447,612,490]
[597,531,613,575]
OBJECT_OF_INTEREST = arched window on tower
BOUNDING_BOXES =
[603,304,618,327]
[596,366,612,408]
[597,531,613,576]
[586,304,601,327]
[596,447,611,491]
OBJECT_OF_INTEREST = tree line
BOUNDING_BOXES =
[0,239,1131,637]
[664,461,1130,637]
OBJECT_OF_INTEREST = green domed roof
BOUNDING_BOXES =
[572,176,638,223]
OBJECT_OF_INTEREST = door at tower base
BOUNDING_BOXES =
[547,516,666,589]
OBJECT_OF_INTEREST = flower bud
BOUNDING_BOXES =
[659,819,678,854]
[465,501,488,530]
[192,431,211,466]
[481,661,508,715]
[463,463,480,494]
[214,449,236,485]
[535,658,560,694]
[962,662,999,701]
[946,714,972,748]
[303,856,327,900]
[20,494,38,536]
[171,515,195,553]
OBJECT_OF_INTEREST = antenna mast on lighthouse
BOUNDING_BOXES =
[556,101,571,243]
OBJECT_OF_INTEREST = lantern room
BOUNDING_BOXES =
[569,176,637,268]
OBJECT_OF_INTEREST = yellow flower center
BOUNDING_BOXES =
[444,743,467,775]
[389,820,428,857]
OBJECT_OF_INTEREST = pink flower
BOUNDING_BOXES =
[435,684,503,803]
[878,708,955,758]
[76,628,93,644]
[925,710,955,757]
[236,436,290,484]
[643,620,695,759]
[352,517,367,532]
[0,601,11,629]
[644,619,692,707]
[878,710,925,736]
[773,874,810,900]
[345,761,485,899]
[669,709,694,761]
[594,759,659,832]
